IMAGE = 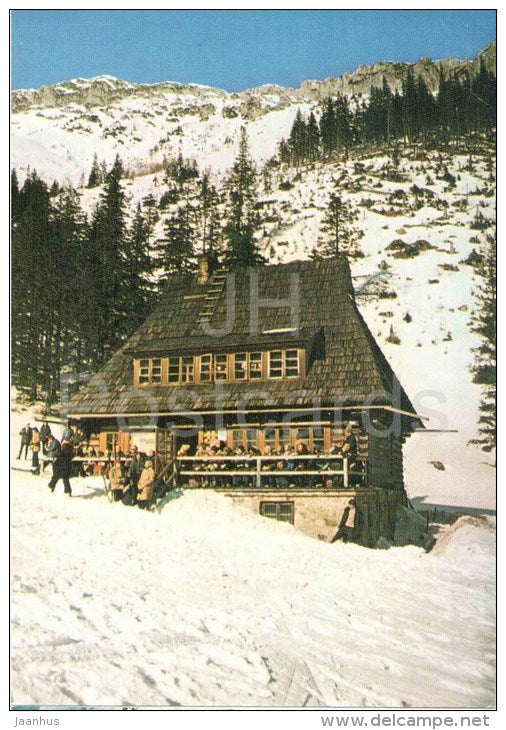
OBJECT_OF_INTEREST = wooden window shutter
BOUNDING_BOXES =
[98,432,108,453]
[118,431,130,454]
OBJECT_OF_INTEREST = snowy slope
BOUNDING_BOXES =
[10,408,496,708]
[10,474,495,708]
[11,77,310,186]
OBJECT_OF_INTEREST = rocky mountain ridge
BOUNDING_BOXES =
[12,40,495,113]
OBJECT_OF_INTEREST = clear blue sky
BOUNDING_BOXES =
[11,9,496,92]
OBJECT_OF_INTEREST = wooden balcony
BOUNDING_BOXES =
[176,453,367,489]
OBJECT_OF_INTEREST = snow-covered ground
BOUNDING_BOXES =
[10,410,496,708]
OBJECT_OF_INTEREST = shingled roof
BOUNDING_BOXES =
[67,256,420,427]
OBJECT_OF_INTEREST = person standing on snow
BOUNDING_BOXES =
[43,434,61,472]
[40,421,52,453]
[137,459,155,509]
[18,424,32,460]
[48,438,74,497]
[17,427,27,460]
[126,446,145,505]
[332,498,356,543]
[30,427,41,475]
[109,458,127,502]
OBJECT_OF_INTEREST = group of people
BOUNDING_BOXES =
[177,424,362,489]
[17,421,56,475]
[17,418,362,502]
[17,422,158,507]
[107,446,157,509]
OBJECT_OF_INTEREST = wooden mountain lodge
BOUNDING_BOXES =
[67,255,424,546]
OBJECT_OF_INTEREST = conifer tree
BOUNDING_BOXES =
[197,173,222,258]
[224,128,265,268]
[11,171,52,399]
[11,169,19,218]
[158,205,195,276]
[81,155,129,369]
[49,180,61,197]
[287,109,308,166]
[306,112,321,162]
[125,203,156,321]
[469,233,496,453]
[316,183,363,259]
[44,187,89,400]
[320,98,336,157]
[87,153,102,188]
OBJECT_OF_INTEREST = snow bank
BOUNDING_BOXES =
[431,515,496,565]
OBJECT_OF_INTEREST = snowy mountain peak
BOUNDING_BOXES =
[10,40,495,187]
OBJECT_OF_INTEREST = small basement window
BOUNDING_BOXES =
[260,501,294,524]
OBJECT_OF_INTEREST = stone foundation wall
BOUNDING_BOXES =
[201,487,406,547]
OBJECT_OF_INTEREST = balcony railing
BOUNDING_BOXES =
[176,453,366,489]
[41,453,367,489]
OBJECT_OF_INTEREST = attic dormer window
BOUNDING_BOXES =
[168,356,195,384]
[134,348,304,387]
[214,354,228,381]
[268,349,300,378]
[199,354,213,382]
[137,358,162,385]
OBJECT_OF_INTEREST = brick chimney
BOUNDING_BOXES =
[197,254,210,285]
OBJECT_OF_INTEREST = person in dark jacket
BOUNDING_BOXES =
[40,421,52,453]
[126,446,145,505]
[332,498,356,543]
[342,423,360,485]
[17,427,26,460]
[43,434,61,472]
[48,438,74,496]
[18,424,32,460]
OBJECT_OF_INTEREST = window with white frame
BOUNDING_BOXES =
[136,349,302,386]
[268,350,283,378]
[168,356,180,384]
[284,349,300,377]
[181,356,194,383]
[249,352,263,379]
[268,349,300,379]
